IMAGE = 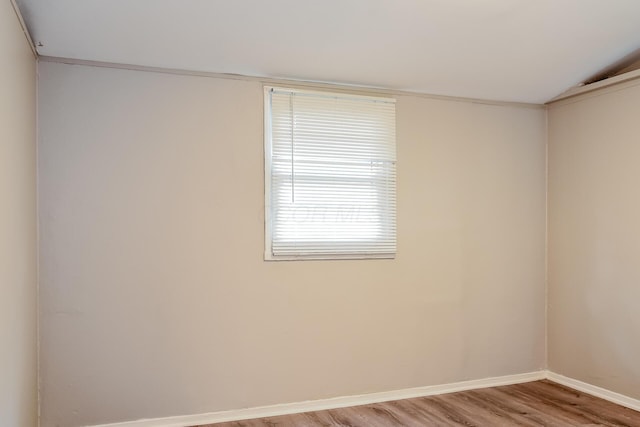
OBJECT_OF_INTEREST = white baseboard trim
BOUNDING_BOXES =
[89,371,545,427]
[546,371,640,412]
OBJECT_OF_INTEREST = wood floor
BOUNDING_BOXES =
[195,380,640,427]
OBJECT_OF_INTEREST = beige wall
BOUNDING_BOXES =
[0,1,37,426]
[548,82,640,399]
[38,61,547,427]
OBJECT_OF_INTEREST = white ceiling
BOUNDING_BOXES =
[16,0,640,103]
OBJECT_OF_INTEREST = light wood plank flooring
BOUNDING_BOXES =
[195,380,640,426]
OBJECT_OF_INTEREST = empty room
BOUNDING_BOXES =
[2,0,640,426]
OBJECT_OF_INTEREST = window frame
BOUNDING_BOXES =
[263,85,396,261]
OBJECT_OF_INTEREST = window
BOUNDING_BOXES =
[264,86,396,260]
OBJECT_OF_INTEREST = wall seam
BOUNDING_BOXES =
[9,0,37,58]
[544,105,549,370]
[35,57,41,427]
[37,56,545,110]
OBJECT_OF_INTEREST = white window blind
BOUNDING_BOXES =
[264,87,396,260]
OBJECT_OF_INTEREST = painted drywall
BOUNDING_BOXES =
[548,81,640,400]
[38,60,547,427]
[0,2,37,426]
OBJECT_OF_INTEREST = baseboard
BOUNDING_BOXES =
[89,371,545,427]
[546,371,640,412]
